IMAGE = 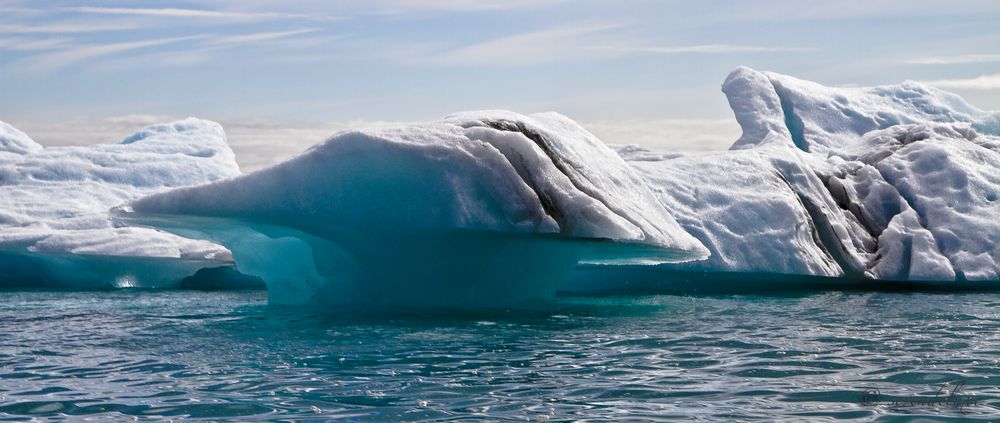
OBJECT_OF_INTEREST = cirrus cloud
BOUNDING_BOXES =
[924,74,1000,90]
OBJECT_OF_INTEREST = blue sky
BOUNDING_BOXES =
[2,0,999,169]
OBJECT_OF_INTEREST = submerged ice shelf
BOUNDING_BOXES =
[1,67,998,304]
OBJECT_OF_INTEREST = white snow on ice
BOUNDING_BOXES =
[627,67,1000,283]
[0,118,240,286]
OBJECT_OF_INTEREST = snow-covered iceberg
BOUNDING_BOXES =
[0,119,241,288]
[121,111,708,306]
[569,67,999,293]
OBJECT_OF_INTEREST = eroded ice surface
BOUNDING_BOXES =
[621,148,844,277]
[124,111,708,306]
[617,68,1000,285]
[0,119,240,287]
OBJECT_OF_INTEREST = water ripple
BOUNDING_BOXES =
[1,290,999,420]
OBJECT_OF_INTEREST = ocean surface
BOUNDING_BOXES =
[2,289,1000,421]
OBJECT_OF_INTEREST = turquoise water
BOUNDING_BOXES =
[1,289,1000,421]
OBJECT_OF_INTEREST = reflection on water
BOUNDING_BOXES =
[1,289,1000,420]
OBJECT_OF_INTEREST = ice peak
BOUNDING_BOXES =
[0,120,43,155]
[722,67,999,154]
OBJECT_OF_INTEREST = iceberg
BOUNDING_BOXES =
[3,68,996,302]
[120,111,708,306]
[0,119,241,288]
[566,67,999,293]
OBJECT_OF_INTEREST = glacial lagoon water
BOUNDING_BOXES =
[2,288,1000,421]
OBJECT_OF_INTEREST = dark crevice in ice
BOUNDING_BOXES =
[825,127,955,278]
[774,172,836,263]
[822,174,879,247]
[858,137,930,228]
[775,172,859,276]
[864,144,957,277]
[484,119,643,238]
[480,120,564,229]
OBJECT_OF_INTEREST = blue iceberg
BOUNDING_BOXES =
[119,111,708,306]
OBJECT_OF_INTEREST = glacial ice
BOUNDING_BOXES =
[121,111,708,305]
[2,68,998,301]
[603,67,1000,288]
[0,119,241,288]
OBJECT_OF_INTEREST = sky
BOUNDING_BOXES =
[1,0,999,170]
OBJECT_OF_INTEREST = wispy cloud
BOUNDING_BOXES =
[374,0,565,13]
[434,23,623,65]
[66,6,312,20]
[923,74,1000,90]
[210,29,318,45]
[87,29,327,70]
[432,23,813,66]
[628,44,815,54]
[703,1,1000,25]
[0,37,71,51]
[21,35,206,72]
[0,6,45,15]
[180,0,564,15]
[0,23,136,34]
[906,54,1000,65]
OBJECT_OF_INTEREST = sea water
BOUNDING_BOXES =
[1,289,999,421]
